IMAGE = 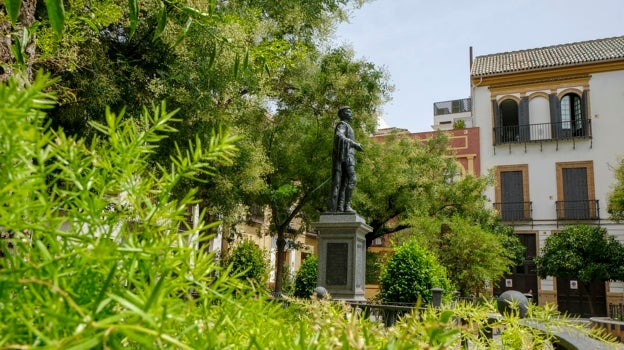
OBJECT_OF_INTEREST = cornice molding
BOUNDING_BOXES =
[472,60,624,88]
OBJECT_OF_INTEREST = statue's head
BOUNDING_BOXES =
[338,106,352,121]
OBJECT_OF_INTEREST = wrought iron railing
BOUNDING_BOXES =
[493,201,533,221]
[493,119,591,145]
[434,98,471,116]
[555,199,599,220]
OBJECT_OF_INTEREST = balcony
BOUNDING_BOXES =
[493,201,533,222]
[434,98,471,116]
[555,200,600,221]
[493,119,591,145]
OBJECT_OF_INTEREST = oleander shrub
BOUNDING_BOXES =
[379,239,453,304]
[291,255,318,298]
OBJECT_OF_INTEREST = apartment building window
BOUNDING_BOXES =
[492,88,590,145]
[494,99,519,143]
[494,165,531,221]
[559,92,587,137]
[556,161,597,220]
[493,97,531,144]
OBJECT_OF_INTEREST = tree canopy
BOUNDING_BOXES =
[1,0,391,294]
[608,156,624,221]
[535,225,624,283]
[2,0,518,297]
[356,132,496,246]
[535,225,624,315]
[354,131,523,296]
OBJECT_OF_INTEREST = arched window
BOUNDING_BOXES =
[560,93,586,137]
[500,99,519,142]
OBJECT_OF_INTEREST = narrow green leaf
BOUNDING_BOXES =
[109,294,152,322]
[207,42,216,70]
[233,52,240,78]
[4,0,21,24]
[9,36,24,65]
[128,0,139,37]
[264,62,271,77]
[80,17,99,32]
[45,0,65,36]
[92,263,117,316]
[181,6,201,17]
[143,273,166,312]
[209,0,216,14]
[174,17,192,47]
[152,1,167,42]
[243,49,249,71]
[65,336,102,350]
[35,240,53,262]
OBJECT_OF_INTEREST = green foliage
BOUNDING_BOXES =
[452,119,466,129]
[608,156,624,221]
[414,216,518,297]
[0,75,619,350]
[358,132,520,296]
[291,255,318,298]
[535,225,624,282]
[379,240,453,303]
[365,251,385,284]
[357,132,498,243]
[224,239,270,289]
[4,0,22,25]
[3,0,391,296]
[490,221,526,266]
[0,73,263,348]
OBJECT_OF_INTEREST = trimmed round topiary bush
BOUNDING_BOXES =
[225,239,269,289]
[291,255,318,298]
[379,240,452,304]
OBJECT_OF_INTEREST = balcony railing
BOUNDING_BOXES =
[555,200,599,220]
[493,119,591,145]
[434,98,471,116]
[493,201,533,221]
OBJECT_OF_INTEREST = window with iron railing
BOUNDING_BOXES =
[555,199,599,220]
[494,201,533,221]
[493,119,591,145]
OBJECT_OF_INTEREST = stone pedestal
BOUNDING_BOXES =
[313,212,372,301]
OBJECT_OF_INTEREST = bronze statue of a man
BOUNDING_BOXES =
[328,106,364,213]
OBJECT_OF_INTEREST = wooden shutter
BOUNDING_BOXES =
[562,167,589,219]
[501,171,524,220]
[518,96,530,142]
[549,93,561,139]
[493,99,502,144]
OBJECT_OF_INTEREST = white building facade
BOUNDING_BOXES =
[470,36,624,317]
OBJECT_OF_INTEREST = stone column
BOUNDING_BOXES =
[313,212,372,301]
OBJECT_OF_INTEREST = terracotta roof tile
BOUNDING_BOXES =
[471,36,624,77]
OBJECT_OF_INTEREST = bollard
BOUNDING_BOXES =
[313,286,328,300]
[431,287,444,308]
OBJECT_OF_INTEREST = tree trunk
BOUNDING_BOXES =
[273,232,286,295]
[579,281,596,317]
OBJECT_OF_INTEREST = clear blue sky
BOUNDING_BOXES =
[334,0,624,132]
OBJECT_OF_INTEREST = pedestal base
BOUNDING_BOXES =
[313,212,372,301]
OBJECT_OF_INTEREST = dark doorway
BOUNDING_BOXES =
[500,99,519,142]
[494,233,538,303]
[556,278,606,317]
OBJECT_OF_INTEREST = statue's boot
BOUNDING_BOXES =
[343,188,356,213]
[337,199,345,212]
